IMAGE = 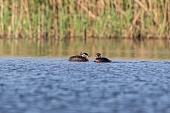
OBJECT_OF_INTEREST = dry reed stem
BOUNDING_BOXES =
[113,0,127,18]
[0,0,4,37]
[77,0,99,20]
[134,0,147,12]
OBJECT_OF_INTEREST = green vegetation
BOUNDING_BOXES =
[0,0,169,39]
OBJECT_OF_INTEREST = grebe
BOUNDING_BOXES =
[94,53,111,63]
[69,52,89,62]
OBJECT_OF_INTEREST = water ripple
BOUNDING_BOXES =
[0,57,170,113]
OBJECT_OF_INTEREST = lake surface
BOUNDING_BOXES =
[0,57,170,113]
[1,38,170,59]
[0,39,170,113]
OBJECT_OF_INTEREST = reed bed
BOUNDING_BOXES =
[0,0,169,39]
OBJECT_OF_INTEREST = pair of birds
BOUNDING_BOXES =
[68,52,111,63]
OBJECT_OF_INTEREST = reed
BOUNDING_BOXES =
[0,0,169,39]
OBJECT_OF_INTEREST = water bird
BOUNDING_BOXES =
[69,52,89,62]
[94,53,111,63]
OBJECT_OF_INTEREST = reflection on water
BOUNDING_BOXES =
[0,38,170,59]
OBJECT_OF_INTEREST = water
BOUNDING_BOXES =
[1,38,170,59]
[0,57,170,113]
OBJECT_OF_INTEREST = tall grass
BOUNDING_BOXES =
[0,0,169,39]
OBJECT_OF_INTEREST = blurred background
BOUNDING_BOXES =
[0,0,170,59]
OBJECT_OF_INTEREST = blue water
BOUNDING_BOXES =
[0,57,170,113]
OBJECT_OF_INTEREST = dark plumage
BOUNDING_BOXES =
[69,52,89,62]
[94,53,111,63]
